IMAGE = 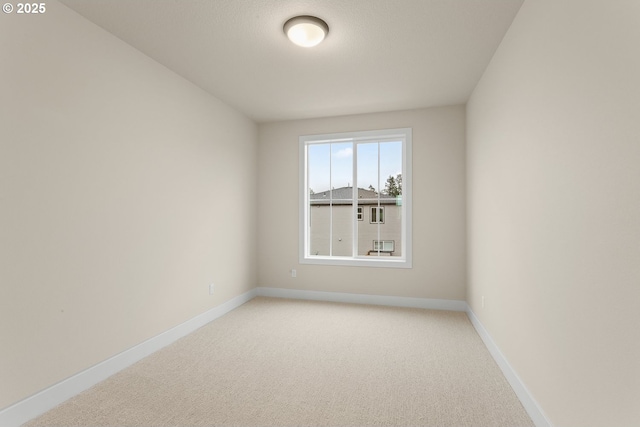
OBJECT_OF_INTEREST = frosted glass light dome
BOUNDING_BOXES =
[284,16,329,47]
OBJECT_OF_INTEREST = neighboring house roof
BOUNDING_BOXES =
[310,187,399,205]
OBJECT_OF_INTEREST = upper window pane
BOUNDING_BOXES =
[330,142,353,192]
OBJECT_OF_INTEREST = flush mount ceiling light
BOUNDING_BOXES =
[283,15,329,47]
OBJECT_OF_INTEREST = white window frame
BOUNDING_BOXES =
[357,206,363,221]
[299,127,412,268]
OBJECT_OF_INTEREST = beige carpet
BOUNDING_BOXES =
[24,297,534,426]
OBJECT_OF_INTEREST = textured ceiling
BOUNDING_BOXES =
[59,0,524,123]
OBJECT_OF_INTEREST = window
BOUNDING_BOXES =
[299,128,412,268]
[373,240,395,252]
[370,207,384,224]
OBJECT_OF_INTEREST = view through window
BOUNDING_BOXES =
[299,128,412,267]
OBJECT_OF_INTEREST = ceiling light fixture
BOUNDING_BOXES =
[283,15,329,48]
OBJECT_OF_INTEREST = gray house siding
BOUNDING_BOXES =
[309,187,402,257]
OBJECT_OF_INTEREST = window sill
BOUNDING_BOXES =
[300,255,412,269]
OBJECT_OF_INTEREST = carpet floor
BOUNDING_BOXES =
[24,297,534,426]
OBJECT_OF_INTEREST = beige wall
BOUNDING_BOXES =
[0,1,257,409]
[258,106,466,300]
[467,1,640,426]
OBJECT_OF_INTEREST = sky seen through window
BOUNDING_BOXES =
[308,141,402,195]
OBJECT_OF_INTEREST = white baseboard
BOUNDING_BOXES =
[3,287,550,427]
[0,289,257,427]
[465,306,553,427]
[255,286,468,311]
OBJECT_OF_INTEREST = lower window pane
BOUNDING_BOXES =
[331,204,352,256]
[309,204,330,256]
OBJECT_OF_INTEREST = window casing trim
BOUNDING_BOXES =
[299,128,412,268]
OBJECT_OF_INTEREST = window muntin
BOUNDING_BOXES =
[300,128,412,268]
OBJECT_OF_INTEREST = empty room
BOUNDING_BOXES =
[1,1,638,426]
